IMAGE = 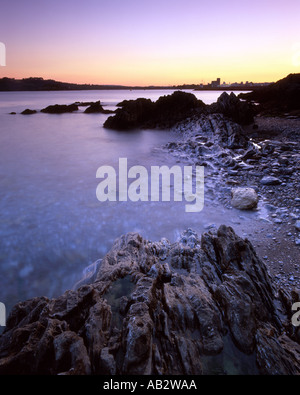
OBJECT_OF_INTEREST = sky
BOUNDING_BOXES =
[0,0,299,85]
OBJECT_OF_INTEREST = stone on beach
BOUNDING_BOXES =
[231,187,259,210]
[260,176,282,186]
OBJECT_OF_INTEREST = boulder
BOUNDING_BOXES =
[41,104,79,114]
[0,226,298,375]
[209,92,255,125]
[231,187,259,210]
[152,90,206,128]
[21,109,37,115]
[104,98,154,130]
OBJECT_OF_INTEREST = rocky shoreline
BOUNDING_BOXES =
[0,226,299,375]
[163,112,300,291]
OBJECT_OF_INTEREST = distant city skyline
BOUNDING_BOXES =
[0,0,299,86]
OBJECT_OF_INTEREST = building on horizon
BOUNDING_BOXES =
[194,77,273,91]
[211,78,221,88]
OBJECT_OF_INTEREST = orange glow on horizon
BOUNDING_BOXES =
[1,0,299,87]
[2,60,294,87]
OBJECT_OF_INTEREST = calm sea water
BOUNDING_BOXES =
[0,89,252,311]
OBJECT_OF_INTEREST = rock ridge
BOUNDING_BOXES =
[0,226,299,375]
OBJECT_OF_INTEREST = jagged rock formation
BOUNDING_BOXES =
[209,92,255,125]
[104,91,206,130]
[104,98,155,130]
[167,113,250,165]
[104,91,255,130]
[0,226,299,375]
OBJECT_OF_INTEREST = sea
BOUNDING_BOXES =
[0,89,252,312]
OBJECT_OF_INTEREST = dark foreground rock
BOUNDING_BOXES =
[104,91,256,130]
[104,98,155,130]
[209,92,255,125]
[0,226,299,375]
[104,91,206,130]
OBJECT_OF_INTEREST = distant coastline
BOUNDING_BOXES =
[0,77,267,92]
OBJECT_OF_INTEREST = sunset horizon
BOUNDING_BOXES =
[1,0,300,379]
[0,72,283,87]
[1,0,299,86]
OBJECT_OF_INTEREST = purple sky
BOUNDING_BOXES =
[0,0,299,84]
